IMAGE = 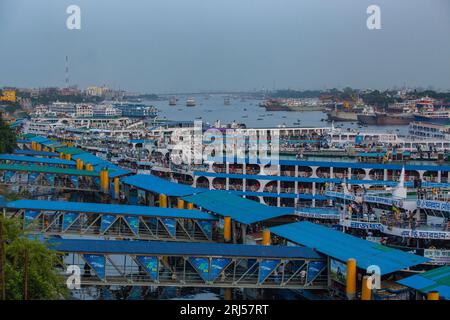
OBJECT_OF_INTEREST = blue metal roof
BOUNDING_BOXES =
[123,174,201,197]
[92,163,131,178]
[47,238,321,259]
[0,154,75,166]
[7,200,217,220]
[29,136,51,143]
[397,266,450,300]
[72,153,107,166]
[270,221,429,275]
[182,191,295,224]
[14,149,59,157]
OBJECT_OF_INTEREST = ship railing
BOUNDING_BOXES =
[343,214,449,232]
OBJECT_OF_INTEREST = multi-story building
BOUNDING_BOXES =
[93,104,122,117]
[48,102,75,115]
[75,104,94,117]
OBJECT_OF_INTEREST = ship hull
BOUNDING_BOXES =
[358,113,413,125]
[327,111,358,122]
[287,105,326,112]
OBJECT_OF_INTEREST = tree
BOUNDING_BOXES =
[0,115,17,153]
[0,215,68,300]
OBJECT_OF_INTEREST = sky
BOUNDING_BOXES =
[1,0,450,93]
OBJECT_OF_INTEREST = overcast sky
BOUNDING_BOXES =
[1,0,450,93]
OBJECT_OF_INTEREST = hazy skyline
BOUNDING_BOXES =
[1,0,450,93]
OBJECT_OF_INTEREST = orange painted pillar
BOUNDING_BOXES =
[262,229,271,246]
[224,217,232,242]
[346,258,357,300]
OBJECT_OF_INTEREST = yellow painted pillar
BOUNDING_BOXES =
[31,141,35,150]
[187,202,194,210]
[346,258,357,300]
[224,217,232,242]
[114,177,120,198]
[361,275,372,300]
[177,199,185,209]
[159,194,167,208]
[59,152,64,159]
[427,291,439,300]
[224,288,232,300]
[36,144,41,151]
[103,169,109,192]
[51,147,55,153]
[65,153,71,161]
[262,229,271,246]
[86,163,93,171]
[78,160,84,170]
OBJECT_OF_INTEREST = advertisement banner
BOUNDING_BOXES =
[423,249,450,265]
[417,199,450,213]
[307,261,326,283]
[4,171,15,183]
[45,173,55,185]
[189,257,210,281]
[161,218,177,237]
[198,221,213,239]
[330,258,347,284]
[24,210,40,227]
[258,259,280,283]
[70,176,79,188]
[83,254,106,280]
[124,216,139,235]
[62,212,79,231]
[100,214,116,233]
[136,256,158,279]
[28,172,40,184]
[210,258,231,281]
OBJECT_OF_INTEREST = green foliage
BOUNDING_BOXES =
[0,116,17,153]
[0,216,68,300]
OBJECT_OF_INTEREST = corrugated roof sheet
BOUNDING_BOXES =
[56,147,86,155]
[0,163,99,176]
[270,221,429,275]
[182,191,295,224]
[397,266,450,299]
[14,149,59,157]
[47,238,321,259]
[0,154,75,166]
[7,200,217,220]
[123,174,201,197]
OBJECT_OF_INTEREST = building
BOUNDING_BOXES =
[75,104,94,117]
[113,102,157,118]
[48,102,76,115]
[93,104,122,117]
[85,86,110,97]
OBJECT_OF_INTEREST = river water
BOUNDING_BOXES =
[147,93,409,135]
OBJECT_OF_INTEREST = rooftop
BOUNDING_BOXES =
[7,199,217,220]
[182,191,295,224]
[398,266,450,300]
[47,238,322,259]
[123,174,202,197]
[270,221,429,275]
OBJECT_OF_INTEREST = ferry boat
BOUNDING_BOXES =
[186,97,196,107]
[169,97,177,106]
